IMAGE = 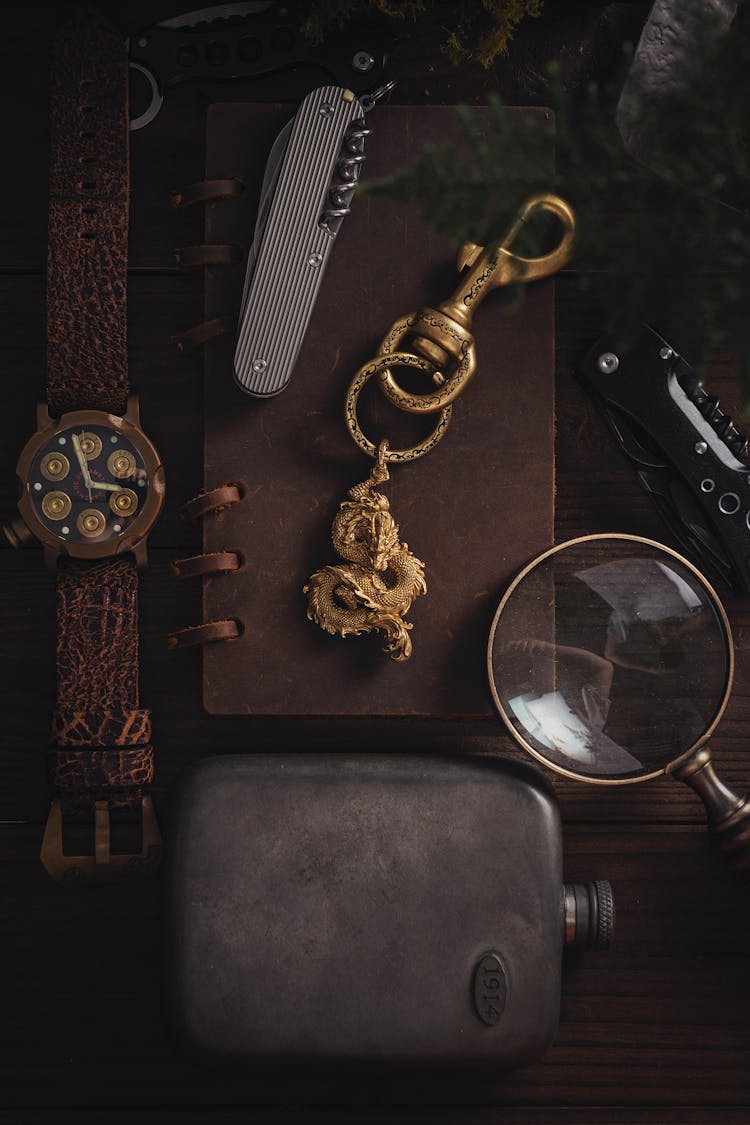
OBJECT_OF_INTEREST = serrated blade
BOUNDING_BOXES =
[158,3,270,30]
[234,85,365,398]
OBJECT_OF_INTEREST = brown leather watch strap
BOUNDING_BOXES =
[46,9,129,418]
[51,556,150,813]
[37,13,161,884]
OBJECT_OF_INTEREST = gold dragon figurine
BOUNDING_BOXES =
[304,442,426,661]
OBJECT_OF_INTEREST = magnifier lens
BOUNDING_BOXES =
[488,538,731,781]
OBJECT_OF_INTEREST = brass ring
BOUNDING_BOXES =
[377,316,477,414]
[345,352,452,463]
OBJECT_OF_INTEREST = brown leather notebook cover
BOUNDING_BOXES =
[202,102,555,717]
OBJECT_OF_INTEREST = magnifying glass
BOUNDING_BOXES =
[487,533,750,870]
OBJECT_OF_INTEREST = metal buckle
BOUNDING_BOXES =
[40,796,162,887]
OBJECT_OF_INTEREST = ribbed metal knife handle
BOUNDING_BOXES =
[234,85,366,398]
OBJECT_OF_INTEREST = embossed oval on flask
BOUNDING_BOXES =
[472,952,507,1026]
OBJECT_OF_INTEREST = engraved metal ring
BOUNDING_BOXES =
[376,314,477,414]
[345,351,452,462]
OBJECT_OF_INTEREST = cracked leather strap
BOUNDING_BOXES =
[50,557,152,814]
[46,13,148,816]
[46,8,129,418]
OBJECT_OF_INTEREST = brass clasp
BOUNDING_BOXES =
[452,192,576,311]
[377,193,575,415]
[40,796,162,887]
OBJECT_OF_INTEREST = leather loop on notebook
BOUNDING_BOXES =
[167,619,241,649]
[178,484,243,521]
[171,552,241,580]
[171,178,244,207]
[174,244,243,270]
[171,317,232,352]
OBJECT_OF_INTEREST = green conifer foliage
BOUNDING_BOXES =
[361,2,750,399]
[304,0,543,66]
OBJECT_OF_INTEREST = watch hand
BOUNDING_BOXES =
[71,432,92,501]
[89,481,122,492]
[71,433,90,480]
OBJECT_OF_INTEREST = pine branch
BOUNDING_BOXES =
[362,2,750,399]
[304,0,542,66]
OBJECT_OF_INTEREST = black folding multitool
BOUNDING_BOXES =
[580,325,750,594]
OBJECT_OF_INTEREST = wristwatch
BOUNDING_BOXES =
[4,10,164,885]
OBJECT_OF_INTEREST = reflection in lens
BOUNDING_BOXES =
[488,538,730,782]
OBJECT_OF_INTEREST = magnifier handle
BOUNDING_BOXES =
[674,748,750,871]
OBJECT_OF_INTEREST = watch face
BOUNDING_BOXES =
[27,421,150,545]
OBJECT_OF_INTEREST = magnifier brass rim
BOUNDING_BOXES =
[486,532,734,786]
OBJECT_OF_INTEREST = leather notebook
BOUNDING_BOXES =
[201,103,555,717]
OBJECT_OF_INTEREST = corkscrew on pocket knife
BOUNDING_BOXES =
[233,81,393,398]
[579,325,750,594]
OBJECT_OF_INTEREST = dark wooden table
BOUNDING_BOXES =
[2,3,749,1122]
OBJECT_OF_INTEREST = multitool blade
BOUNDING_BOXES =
[157,3,271,30]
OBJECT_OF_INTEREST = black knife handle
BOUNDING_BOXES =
[130,2,392,122]
[579,325,750,594]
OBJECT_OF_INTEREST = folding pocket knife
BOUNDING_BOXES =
[128,1,392,130]
[580,324,750,594]
[234,81,392,397]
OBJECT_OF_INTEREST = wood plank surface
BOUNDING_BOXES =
[1,2,749,1122]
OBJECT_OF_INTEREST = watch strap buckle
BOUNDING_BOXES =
[40,796,162,887]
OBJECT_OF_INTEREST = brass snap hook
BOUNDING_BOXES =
[376,192,575,415]
[492,192,576,284]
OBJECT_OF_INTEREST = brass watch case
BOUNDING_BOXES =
[15,394,165,569]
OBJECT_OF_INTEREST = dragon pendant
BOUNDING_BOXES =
[304,443,426,661]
